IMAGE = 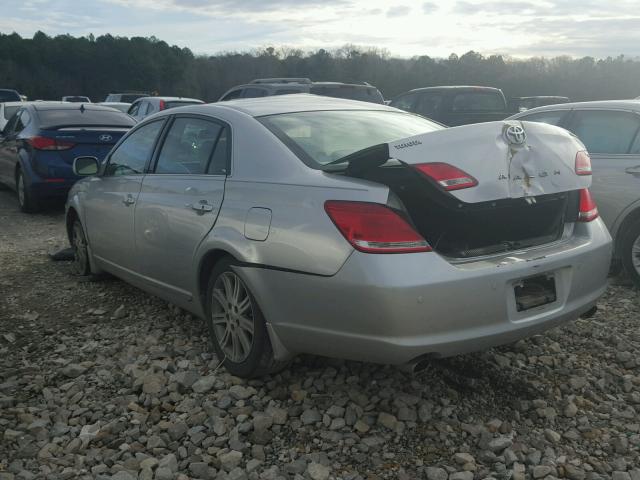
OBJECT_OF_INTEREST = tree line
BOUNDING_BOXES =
[1,31,639,103]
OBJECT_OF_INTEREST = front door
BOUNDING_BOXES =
[84,119,165,273]
[134,115,230,298]
[0,109,25,186]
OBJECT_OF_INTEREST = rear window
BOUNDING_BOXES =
[452,92,505,112]
[165,101,203,109]
[260,110,441,167]
[38,108,136,129]
[0,90,21,102]
[3,105,19,120]
[310,86,385,104]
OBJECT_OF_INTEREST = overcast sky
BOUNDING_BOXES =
[1,0,640,58]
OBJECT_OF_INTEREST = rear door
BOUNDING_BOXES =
[0,109,26,186]
[83,119,166,273]
[564,108,640,230]
[134,114,229,298]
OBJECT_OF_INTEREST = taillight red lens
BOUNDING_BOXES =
[324,200,432,253]
[28,136,75,151]
[159,100,166,110]
[578,188,598,222]
[413,162,478,191]
[575,151,592,176]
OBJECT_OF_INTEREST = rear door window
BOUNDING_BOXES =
[518,110,568,126]
[452,92,505,112]
[414,93,444,117]
[220,89,243,101]
[242,88,268,98]
[154,117,223,174]
[568,110,640,154]
[105,120,164,176]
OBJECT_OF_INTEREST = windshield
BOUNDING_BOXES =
[260,110,441,167]
[0,90,21,102]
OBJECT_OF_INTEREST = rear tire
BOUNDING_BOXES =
[16,170,40,213]
[205,257,287,378]
[71,219,91,276]
[620,219,640,288]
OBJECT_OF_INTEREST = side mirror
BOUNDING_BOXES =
[73,156,99,176]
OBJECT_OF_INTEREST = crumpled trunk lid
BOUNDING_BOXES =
[387,120,591,202]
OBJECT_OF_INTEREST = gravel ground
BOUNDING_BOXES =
[1,188,639,480]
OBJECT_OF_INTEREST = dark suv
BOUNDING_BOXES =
[219,78,385,104]
[390,86,512,126]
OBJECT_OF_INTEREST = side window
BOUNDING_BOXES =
[220,89,243,101]
[452,92,505,112]
[390,94,418,112]
[155,117,222,174]
[207,128,230,175]
[4,109,23,134]
[414,93,444,117]
[242,88,267,98]
[137,101,149,117]
[105,121,164,176]
[14,110,31,132]
[128,102,140,117]
[146,101,158,115]
[569,110,640,155]
[519,110,567,126]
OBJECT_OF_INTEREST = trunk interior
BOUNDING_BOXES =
[346,165,579,259]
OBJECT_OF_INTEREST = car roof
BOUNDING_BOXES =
[139,96,203,102]
[1,101,29,107]
[209,93,396,117]
[408,85,502,94]
[30,102,119,112]
[234,81,376,89]
[512,99,640,116]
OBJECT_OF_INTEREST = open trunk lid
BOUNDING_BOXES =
[386,120,591,202]
[334,121,592,259]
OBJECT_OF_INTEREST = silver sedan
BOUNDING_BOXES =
[65,95,612,377]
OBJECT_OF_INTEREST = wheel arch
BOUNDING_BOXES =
[197,249,238,311]
[612,206,640,258]
[66,207,80,244]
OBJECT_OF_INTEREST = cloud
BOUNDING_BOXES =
[386,5,411,18]
[422,2,438,14]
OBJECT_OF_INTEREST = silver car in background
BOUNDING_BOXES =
[66,96,611,377]
[510,101,640,285]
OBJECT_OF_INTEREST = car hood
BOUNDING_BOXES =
[387,120,590,203]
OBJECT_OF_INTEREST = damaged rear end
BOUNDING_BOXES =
[331,121,595,259]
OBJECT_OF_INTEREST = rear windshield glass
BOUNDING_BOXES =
[165,101,203,109]
[38,108,136,128]
[4,105,19,120]
[452,92,505,112]
[310,86,385,104]
[260,110,441,167]
[0,90,21,102]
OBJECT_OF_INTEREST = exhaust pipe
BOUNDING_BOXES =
[398,355,433,375]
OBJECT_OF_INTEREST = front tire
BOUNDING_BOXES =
[205,257,286,378]
[620,219,640,288]
[71,219,91,276]
[16,170,40,213]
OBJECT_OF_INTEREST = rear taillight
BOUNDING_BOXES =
[324,200,431,253]
[578,189,598,222]
[575,151,592,176]
[413,162,478,191]
[27,136,75,151]
[159,100,166,110]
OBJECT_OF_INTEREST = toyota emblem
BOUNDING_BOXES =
[99,134,113,142]
[504,125,526,145]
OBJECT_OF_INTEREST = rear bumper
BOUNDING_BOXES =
[239,219,612,364]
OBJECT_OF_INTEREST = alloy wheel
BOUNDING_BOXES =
[210,271,255,363]
[631,234,640,276]
[17,173,25,208]
[72,222,89,275]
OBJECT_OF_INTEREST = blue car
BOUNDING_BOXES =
[0,102,135,212]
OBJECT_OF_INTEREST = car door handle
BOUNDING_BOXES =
[187,200,214,213]
[625,166,640,175]
[122,194,135,206]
